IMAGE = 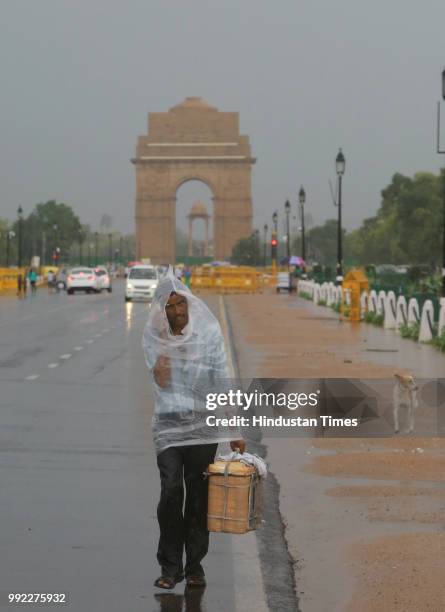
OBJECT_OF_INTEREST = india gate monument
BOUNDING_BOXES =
[131,97,256,263]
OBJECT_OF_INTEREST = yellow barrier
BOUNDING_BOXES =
[258,271,277,288]
[0,268,25,293]
[191,266,261,293]
[342,268,369,322]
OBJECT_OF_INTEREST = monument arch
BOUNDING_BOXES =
[131,97,256,263]
[187,201,210,257]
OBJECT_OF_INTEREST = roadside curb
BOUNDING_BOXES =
[219,295,300,612]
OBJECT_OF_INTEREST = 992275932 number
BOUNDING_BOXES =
[7,593,67,604]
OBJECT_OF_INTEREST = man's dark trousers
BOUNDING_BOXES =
[156,443,218,578]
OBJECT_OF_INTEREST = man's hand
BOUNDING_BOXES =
[153,356,171,388]
[230,439,246,454]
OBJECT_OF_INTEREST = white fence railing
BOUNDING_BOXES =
[296,280,445,345]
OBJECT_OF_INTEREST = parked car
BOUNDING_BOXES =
[95,266,112,292]
[125,265,158,302]
[66,267,100,294]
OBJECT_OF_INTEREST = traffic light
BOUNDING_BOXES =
[52,247,60,263]
[271,232,278,262]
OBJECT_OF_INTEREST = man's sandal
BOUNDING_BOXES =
[153,573,184,589]
[186,575,206,588]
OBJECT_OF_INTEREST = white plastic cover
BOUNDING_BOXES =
[142,267,238,455]
[217,451,268,478]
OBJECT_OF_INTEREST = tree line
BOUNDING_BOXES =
[232,170,445,268]
[0,200,135,267]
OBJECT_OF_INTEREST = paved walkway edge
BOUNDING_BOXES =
[220,296,300,612]
[218,296,269,612]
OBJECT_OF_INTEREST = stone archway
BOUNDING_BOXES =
[131,97,256,264]
[187,201,210,257]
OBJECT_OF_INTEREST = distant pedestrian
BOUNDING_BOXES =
[23,269,28,297]
[47,269,55,292]
[183,266,192,289]
[28,269,38,295]
[17,273,23,297]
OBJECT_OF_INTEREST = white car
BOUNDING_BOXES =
[125,265,158,302]
[67,267,100,294]
[95,266,112,292]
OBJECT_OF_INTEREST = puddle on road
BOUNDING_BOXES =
[152,589,206,612]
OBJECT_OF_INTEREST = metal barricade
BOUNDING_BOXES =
[0,268,24,293]
[191,266,260,294]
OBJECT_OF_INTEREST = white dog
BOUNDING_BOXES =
[393,373,418,434]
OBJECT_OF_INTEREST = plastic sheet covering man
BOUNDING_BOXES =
[143,267,245,590]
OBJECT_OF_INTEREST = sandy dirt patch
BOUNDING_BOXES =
[304,450,445,481]
[346,534,445,612]
[226,292,445,611]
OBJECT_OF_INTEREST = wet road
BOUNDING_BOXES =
[0,284,259,612]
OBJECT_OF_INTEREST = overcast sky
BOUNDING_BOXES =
[1,0,444,240]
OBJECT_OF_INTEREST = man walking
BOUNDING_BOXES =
[143,268,244,590]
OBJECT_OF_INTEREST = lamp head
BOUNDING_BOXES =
[336,148,346,176]
[285,199,291,213]
[298,186,306,205]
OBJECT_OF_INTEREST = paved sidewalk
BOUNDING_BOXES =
[225,291,445,612]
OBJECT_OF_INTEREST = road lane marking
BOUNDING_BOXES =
[94,333,102,338]
[85,340,94,344]
[48,363,59,368]
[60,354,72,360]
[74,346,84,351]
[25,374,40,381]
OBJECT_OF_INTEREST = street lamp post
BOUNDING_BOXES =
[271,211,278,270]
[335,149,346,285]
[299,186,306,266]
[119,236,124,265]
[6,230,15,267]
[17,206,23,268]
[40,216,47,266]
[272,210,278,234]
[263,223,268,267]
[108,233,112,264]
[52,223,58,265]
[94,232,99,266]
[437,68,445,297]
[78,229,83,265]
[285,199,291,261]
[251,229,260,267]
